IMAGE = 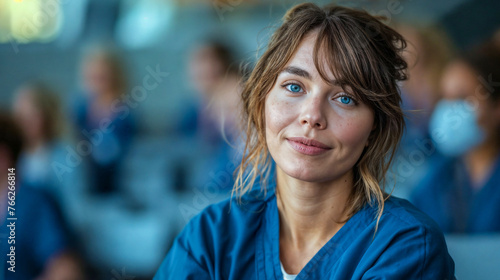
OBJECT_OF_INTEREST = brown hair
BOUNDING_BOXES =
[81,45,128,96]
[460,41,500,101]
[0,112,24,165]
[396,23,455,100]
[16,82,63,142]
[234,3,408,222]
[202,40,241,76]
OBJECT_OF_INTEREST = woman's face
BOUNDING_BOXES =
[83,56,115,96]
[265,31,375,183]
[189,46,225,96]
[13,91,44,142]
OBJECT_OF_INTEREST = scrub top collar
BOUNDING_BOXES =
[255,182,377,279]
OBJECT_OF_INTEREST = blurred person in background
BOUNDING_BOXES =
[13,82,67,204]
[72,46,135,195]
[188,40,243,143]
[0,113,84,280]
[180,40,244,193]
[12,81,91,270]
[388,24,454,198]
[398,24,454,140]
[411,41,500,233]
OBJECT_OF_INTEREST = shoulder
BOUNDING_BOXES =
[365,196,455,278]
[155,192,272,279]
[382,196,442,230]
[18,186,52,207]
[17,186,63,223]
[175,192,271,256]
[185,192,269,233]
[379,196,449,245]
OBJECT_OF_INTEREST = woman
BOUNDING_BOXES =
[388,24,454,199]
[0,113,84,280]
[155,3,455,279]
[72,46,135,194]
[13,82,66,197]
[180,40,244,192]
[187,40,243,146]
[411,42,500,233]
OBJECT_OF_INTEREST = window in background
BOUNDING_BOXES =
[0,0,63,44]
[115,0,176,49]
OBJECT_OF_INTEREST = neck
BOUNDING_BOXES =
[276,168,352,250]
[465,139,500,188]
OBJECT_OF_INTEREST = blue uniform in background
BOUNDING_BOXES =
[154,183,455,279]
[411,155,500,233]
[0,186,69,280]
[72,95,135,194]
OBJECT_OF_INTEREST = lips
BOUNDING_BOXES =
[286,137,331,156]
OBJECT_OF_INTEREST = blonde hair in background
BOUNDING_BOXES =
[80,44,128,97]
[233,3,408,226]
[395,22,455,102]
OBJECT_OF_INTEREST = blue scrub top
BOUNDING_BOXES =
[411,155,500,233]
[0,186,69,280]
[155,183,455,279]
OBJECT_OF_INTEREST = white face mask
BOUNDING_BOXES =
[429,99,485,157]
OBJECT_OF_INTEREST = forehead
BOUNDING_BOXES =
[285,30,336,82]
[85,56,111,70]
[14,89,34,102]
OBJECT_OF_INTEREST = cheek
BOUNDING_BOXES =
[333,110,374,148]
[265,94,295,138]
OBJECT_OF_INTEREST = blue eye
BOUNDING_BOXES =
[340,96,351,104]
[285,83,302,93]
[336,95,356,105]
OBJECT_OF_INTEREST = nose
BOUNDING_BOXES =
[299,96,327,129]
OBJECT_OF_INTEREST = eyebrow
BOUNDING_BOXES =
[281,65,341,87]
[281,66,312,80]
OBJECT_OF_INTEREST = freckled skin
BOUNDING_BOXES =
[265,31,375,183]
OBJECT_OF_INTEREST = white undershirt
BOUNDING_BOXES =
[280,261,298,280]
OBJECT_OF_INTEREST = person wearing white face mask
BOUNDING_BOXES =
[411,42,500,233]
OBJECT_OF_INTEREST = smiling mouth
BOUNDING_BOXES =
[286,137,331,156]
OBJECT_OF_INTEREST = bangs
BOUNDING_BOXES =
[311,17,405,105]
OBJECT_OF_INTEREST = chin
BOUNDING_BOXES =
[280,164,329,183]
